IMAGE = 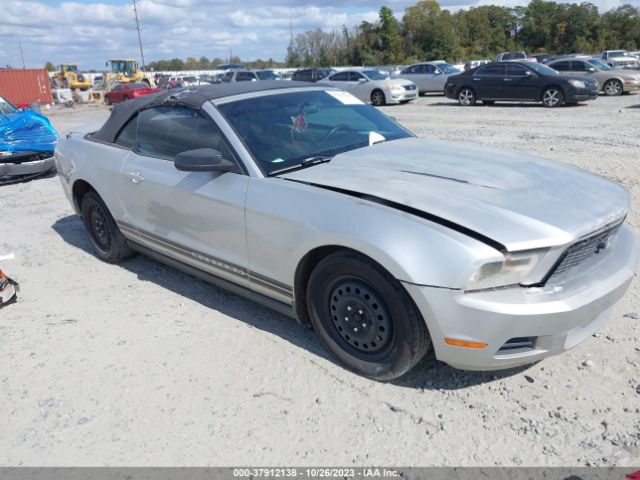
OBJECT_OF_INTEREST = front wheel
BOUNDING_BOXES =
[457,87,476,106]
[81,191,135,263]
[307,251,431,381]
[542,87,563,107]
[371,89,386,106]
[603,79,623,96]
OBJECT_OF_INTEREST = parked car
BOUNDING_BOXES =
[222,70,258,82]
[55,81,638,380]
[495,51,527,62]
[104,83,160,105]
[391,61,460,94]
[318,69,417,106]
[445,61,598,107]
[547,57,640,96]
[91,75,104,90]
[0,95,58,184]
[530,54,553,64]
[600,50,640,70]
[291,68,335,82]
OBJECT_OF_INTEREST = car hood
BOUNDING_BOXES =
[280,137,628,251]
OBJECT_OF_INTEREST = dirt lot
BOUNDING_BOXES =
[1,95,639,467]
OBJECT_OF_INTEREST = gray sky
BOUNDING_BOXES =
[0,0,635,70]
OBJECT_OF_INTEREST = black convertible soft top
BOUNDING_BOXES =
[91,80,321,144]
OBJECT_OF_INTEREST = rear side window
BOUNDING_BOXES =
[115,116,137,148]
[571,61,591,72]
[552,61,571,71]
[114,106,235,161]
[477,65,506,76]
[424,64,437,74]
[330,72,349,81]
[236,72,256,81]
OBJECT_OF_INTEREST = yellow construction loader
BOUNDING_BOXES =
[53,64,92,90]
[106,59,150,85]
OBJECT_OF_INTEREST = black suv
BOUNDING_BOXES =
[291,68,335,82]
[444,61,598,108]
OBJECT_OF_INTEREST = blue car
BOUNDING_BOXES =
[0,95,58,185]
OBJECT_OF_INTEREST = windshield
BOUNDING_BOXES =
[363,70,389,80]
[0,96,18,115]
[217,90,413,175]
[526,62,559,75]
[588,59,612,71]
[437,63,460,75]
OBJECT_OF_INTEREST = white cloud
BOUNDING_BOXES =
[0,0,637,70]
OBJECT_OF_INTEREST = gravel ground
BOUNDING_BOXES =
[1,95,639,467]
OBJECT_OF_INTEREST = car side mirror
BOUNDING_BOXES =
[174,148,238,173]
[588,67,596,73]
[358,78,367,83]
[525,70,534,76]
[434,70,442,75]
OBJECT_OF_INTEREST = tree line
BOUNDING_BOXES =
[286,0,640,66]
[144,56,284,72]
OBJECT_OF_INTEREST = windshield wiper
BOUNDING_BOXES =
[270,156,333,176]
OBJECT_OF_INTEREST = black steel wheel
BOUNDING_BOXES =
[81,191,135,263]
[307,250,431,380]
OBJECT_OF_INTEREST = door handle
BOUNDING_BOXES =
[125,170,144,184]
[504,78,512,82]
[473,77,480,81]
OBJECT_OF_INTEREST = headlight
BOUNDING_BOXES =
[465,249,550,291]
[568,79,586,88]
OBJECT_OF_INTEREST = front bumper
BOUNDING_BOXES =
[567,85,599,102]
[387,90,418,103]
[404,224,638,371]
[623,80,640,92]
[0,151,55,184]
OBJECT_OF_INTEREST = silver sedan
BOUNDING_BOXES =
[317,69,417,106]
[55,82,639,380]
[391,61,461,94]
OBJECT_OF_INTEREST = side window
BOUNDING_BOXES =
[112,85,123,91]
[424,64,437,74]
[331,72,349,81]
[236,72,255,81]
[552,61,570,72]
[135,106,236,161]
[404,65,422,74]
[477,65,506,76]
[571,61,590,72]
[506,64,529,76]
[223,72,233,82]
[349,72,365,81]
[114,115,138,149]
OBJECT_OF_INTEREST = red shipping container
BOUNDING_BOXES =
[0,69,52,105]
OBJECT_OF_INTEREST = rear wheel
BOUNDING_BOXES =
[123,95,129,102]
[81,191,135,263]
[542,87,563,107]
[306,251,431,381]
[104,95,111,105]
[603,79,623,96]
[457,87,476,106]
[371,89,386,106]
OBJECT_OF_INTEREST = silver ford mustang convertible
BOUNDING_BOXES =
[55,81,638,380]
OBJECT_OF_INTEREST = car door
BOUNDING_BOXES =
[116,104,250,286]
[472,64,507,99]
[399,64,427,92]
[110,84,124,103]
[326,71,350,91]
[421,64,441,92]
[505,64,539,100]
[347,71,369,101]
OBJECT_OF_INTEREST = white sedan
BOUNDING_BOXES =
[318,69,417,106]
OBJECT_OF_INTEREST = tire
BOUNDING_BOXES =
[603,79,623,96]
[457,87,476,106]
[306,251,431,381]
[123,95,129,102]
[371,89,386,106]
[80,191,135,263]
[542,87,563,107]
[104,96,111,106]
